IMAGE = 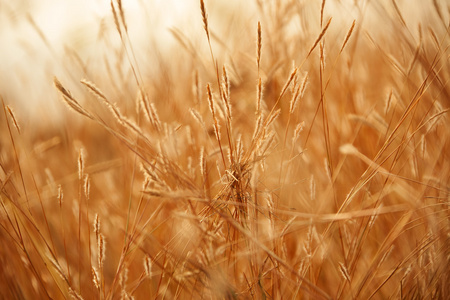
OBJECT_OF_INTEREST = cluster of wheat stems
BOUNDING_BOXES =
[1,0,449,299]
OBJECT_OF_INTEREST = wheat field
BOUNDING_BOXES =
[1,0,449,299]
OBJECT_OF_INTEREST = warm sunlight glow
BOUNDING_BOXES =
[1,0,449,299]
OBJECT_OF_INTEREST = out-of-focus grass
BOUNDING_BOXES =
[1,0,449,299]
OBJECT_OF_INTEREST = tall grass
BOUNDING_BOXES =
[1,0,449,299]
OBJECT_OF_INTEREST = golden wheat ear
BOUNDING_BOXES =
[54,77,94,120]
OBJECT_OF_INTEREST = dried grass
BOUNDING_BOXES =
[1,0,449,299]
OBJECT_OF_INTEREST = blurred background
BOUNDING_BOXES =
[0,0,446,123]
[0,0,202,121]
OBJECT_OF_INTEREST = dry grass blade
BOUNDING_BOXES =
[6,105,21,134]
[189,108,206,131]
[289,73,308,114]
[117,0,127,32]
[207,84,217,136]
[92,267,100,290]
[80,80,145,134]
[320,0,326,27]
[266,108,281,128]
[279,67,298,100]
[391,0,407,28]
[80,79,107,101]
[338,262,351,283]
[110,0,122,37]
[340,20,356,53]
[256,77,263,115]
[68,288,84,300]
[292,121,304,144]
[263,67,297,133]
[256,21,262,70]
[78,150,84,180]
[148,103,162,132]
[54,77,94,120]
[200,0,210,41]
[207,83,227,167]
[307,17,332,58]
[221,65,231,119]
[143,256,152,278]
